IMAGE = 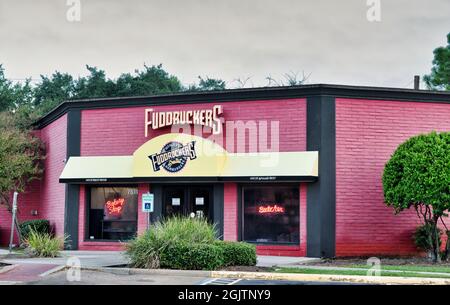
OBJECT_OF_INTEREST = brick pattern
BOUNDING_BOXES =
[38,114,68,239]
[335,98,450,256]
[1,115,68,246]
[79,99,308,254]
[80,99,306,155]
[0,180,41,245]
[223,183,238,241]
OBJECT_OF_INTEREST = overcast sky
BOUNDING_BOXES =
[0,0,449,89]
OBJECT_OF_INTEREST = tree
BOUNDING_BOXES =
[0,112,45,242]
[114,64,183,96]
[187,76,226,91]
[424,33,450,91]
[382,131,450,262]
[0,65,34,112]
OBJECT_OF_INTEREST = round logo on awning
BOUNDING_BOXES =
[149,141,197,173]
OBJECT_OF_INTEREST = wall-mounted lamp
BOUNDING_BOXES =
[30,210,38,216]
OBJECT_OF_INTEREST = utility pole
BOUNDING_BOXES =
[9,192,19,253]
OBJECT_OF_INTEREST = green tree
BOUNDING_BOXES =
[382,131,450,262]
[424,33,450,91]
[187,76,226,91]
[33,71,75,114]
[0,65,34,111]
[114,64,183,96]
[0,112,45,242]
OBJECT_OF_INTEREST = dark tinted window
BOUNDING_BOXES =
[243,186,299,244]
[88,186,138,240]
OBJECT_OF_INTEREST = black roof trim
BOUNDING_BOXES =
[34,83,450,129]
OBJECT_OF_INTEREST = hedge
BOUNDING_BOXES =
[19,219,51,240]
[159,242,224,270]
[215,241,257,266]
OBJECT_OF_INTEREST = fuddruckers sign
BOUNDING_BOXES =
[145,105,223,137]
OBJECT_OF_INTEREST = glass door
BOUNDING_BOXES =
[162,185,213,220]
[188,186,212,219]
[163,186,186,217]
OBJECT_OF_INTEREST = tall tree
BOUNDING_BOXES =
[0,112,45,242]
[424,33,450,91]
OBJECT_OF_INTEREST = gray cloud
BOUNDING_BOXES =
[0,0,449,88]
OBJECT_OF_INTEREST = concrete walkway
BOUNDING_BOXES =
[256,255,320,267]
[1,250,129,268]
[2,251,318,268]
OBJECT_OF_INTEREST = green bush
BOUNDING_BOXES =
[126,216,218,269]
[19,219,51,240]
[413,222,442,253]
[126,217,258,270]
[125,229,163,269]
[215,241,257,266]
[25,229,66,257]
[160,242,224,270]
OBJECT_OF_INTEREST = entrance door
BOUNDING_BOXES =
[163,185,213,220]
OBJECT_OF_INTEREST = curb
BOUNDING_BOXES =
[210,270,450,285]
[0,264,17,275]
[78,266,211,277]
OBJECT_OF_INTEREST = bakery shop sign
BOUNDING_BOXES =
[145,105,223,137]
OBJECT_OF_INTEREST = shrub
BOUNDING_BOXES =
[159,242,224,270]
[126,216,218,269]
[152,216,217,244]
[215,241,257,266]
[126,229,163,269]
[383,131,450,262]
[24,229,66,257]
[19,219,51,240]
[413,222,442,254]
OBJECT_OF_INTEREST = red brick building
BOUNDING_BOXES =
[1,84,449,257]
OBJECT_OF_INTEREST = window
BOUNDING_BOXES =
[87,186,138,241]
[242,185,299,244]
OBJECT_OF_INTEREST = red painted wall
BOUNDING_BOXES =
[38,114,68,238]
[335,98,450,257]
[79,99,308,253]
[0,115,68,246]
[0,180,41,245]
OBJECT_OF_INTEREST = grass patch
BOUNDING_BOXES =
[275,267,450,279]
[339,264,450,274]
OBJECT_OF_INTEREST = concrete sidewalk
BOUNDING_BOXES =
[1,250,129,268]
[2,251,318,269]
[256,255,320,267]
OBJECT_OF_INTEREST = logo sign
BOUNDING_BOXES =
[258,204,285,214]
[149,141,197,173]
[142,193,154,213]
[105,198,125,216]
[144,105,223,137]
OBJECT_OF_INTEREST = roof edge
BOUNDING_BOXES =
[33,83,450,129]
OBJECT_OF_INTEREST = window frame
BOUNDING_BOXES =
[84,184,139,242]
[239,183,300,246]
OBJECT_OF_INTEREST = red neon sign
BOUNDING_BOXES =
[258,204,285,214]
[105,198,125,216]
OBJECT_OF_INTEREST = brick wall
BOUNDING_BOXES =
[80,99,306,155]
[0,180,41,245]
[335,98,450,256]
[1,115,68,246]
[79,99,308,254]
[38,114,68,238]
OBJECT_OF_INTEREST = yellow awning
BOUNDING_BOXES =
[60,133,318,183]
[60,156,134,182]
